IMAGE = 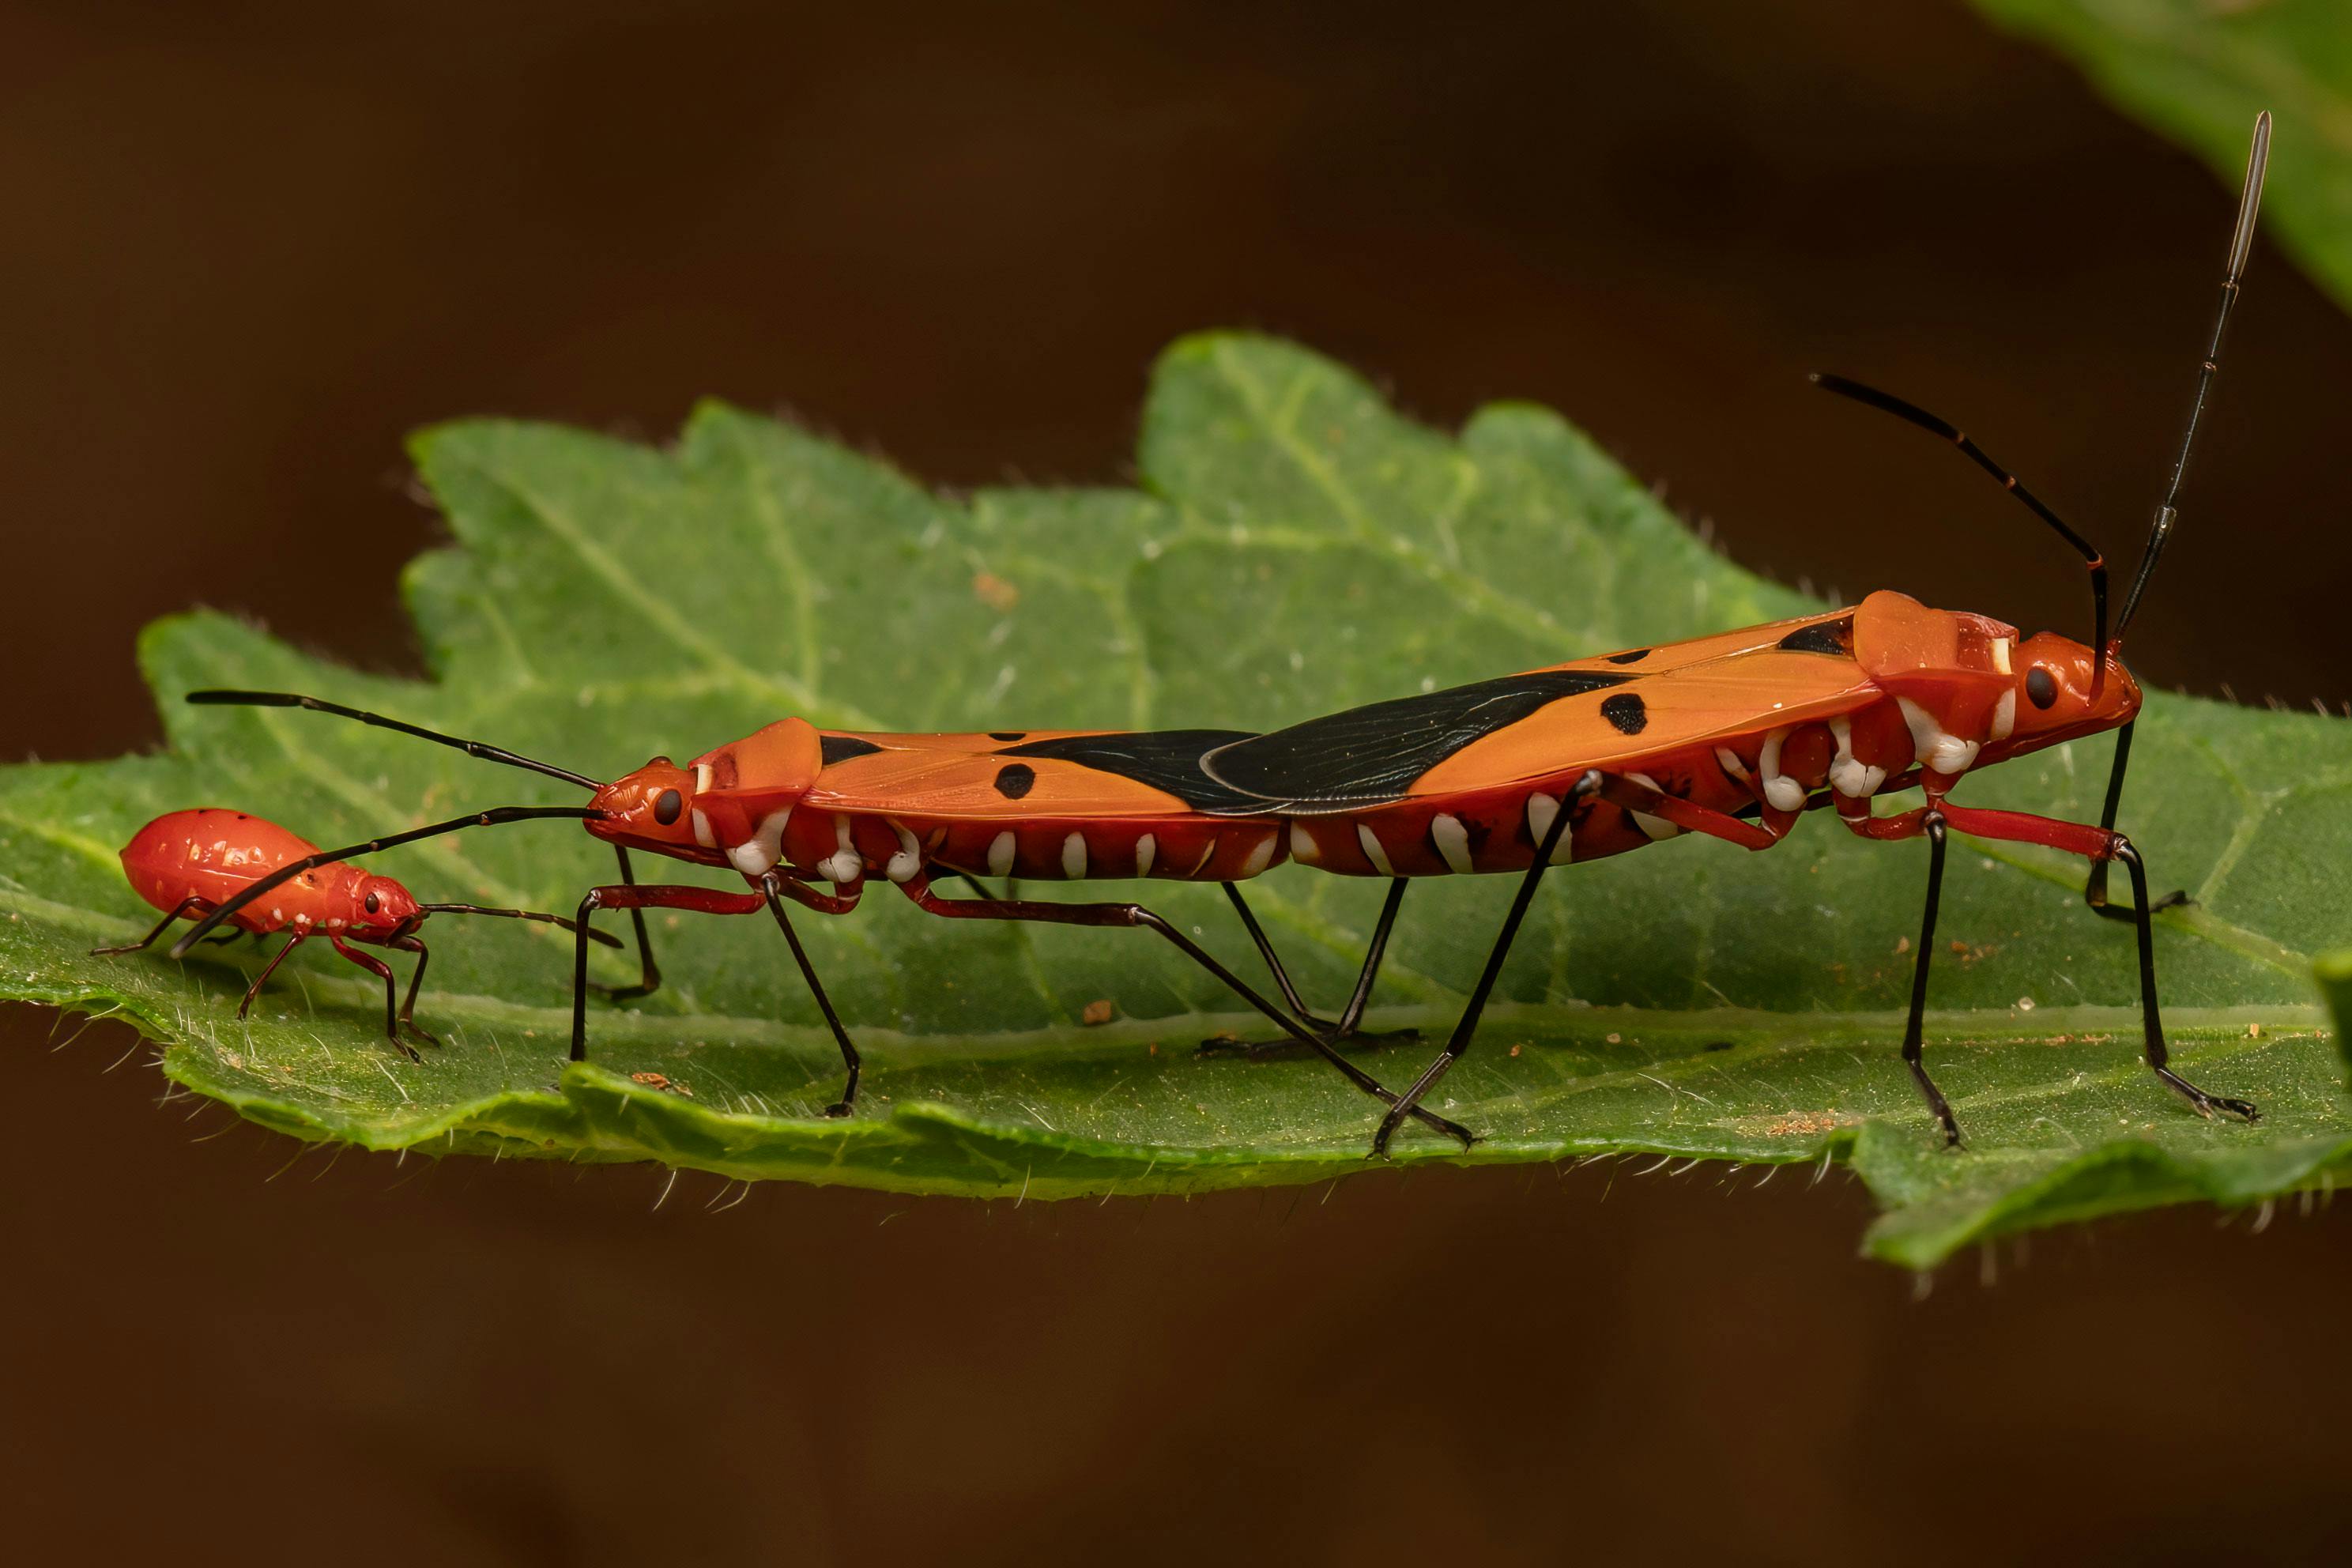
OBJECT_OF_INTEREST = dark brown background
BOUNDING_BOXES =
[4,2,2347,1562]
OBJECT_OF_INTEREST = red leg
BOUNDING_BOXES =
[1596,774,1780,850]
[329,933,422,1062]
[1840,798,2257,1130]
[236,931,307,1020]
[897,872,1477,1148]
[384,933,437,1050]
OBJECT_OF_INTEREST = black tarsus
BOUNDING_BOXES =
[2115,111,2271,640]
[2114,839,2260,1123]
[90,896,211,957]
[186,690,600,789]
[1902,812,1962,1147]
[1206,878,1415,1055]
[761,874,861,1117]
[164,805,604,956]
[1810,372,2110,683]
[904,875,1474,1148]
[1370,770,1602,1156]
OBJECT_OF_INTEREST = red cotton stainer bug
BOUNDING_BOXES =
[97,807,618,1058]
[170,114,2270,1158]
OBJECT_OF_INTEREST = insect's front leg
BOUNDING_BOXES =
[2079,722,2191,924]
[586,846,667,1001]
[568,881,771,1062]
[383,933,438,1050]
[1840,796,2259,1134]
[326,933,423,1063]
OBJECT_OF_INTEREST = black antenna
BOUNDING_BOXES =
[166,805,602,957]
[1811,371,2109,690]
[187,691,599,790]
[415,903,624,946]
[2113,110,2271,640]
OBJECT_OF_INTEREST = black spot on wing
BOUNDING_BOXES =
[993,763,1037,800]
[1606,648,1651,665]
[998,729,1265,812]
[1600,692,1647,734]
[989,731,1026,741]
[1776,615,1855,656]
[820,735,882,765]
[1198,669,1634,814]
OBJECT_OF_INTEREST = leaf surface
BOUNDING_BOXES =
[5,334,2344,1266]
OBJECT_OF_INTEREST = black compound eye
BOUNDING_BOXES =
[364,891,381,914]
[2026,666,2059,710]
[654,788,684,826]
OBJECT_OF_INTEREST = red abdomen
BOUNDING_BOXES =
[118,809,327,933]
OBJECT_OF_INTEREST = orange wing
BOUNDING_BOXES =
[803,729,1271,821]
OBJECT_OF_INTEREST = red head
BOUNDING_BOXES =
[586,718,825,869]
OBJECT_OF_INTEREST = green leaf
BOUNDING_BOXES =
[1969,0,2352,311]
[5,334,2345,1266]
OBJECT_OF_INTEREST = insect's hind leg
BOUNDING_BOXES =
[1197,880,1421,1059]
[898,871,1476,1148]
[90,897,216,957]
[1899,812,1962,1146]
[2080,722,2191,924]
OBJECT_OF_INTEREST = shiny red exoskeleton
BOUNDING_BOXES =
[100,808,605,1058]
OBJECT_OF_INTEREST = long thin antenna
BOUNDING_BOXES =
[2113,110,2271,640]
[166,805,601,956]
[415,903,624,946]
[187,691,599,790]
[1811,371,2109,692]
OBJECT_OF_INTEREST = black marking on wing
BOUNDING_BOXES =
[1606,648,1651,665]
[993,763,1037,800]
[989,731,1026,741]
[1776,615,1855,656]
[1600,692,1648,734]
[1198,669,1634,814]
[998,729,1267,812]
[820,735,882,765]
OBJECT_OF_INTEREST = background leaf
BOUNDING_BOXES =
[1970,0,2352,312]
[3,333,2344,1266]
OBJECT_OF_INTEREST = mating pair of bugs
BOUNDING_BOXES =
[103,116,2273,1157]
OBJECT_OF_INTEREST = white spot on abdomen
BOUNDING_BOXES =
[1826,717,1886,799]
[1430,813,1474,874]
[1134,834,1156,877]
[1288,823,1319,865]
[886,822,922,884]
[1758,727,1804,812]
[1898,696,1982,775]
[1525,793,1574,864]
[726,807,794,878]
[1238,832,1276,878]
[1356,824,1396,877]
[986,831,1016,878]
[1061,832,1088,878]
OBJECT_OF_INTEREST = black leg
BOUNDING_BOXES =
[2082,722,2188,922]
[1901,812,1962,1147]
[589,846,665,1000]
[235,932,307,1019]
[903,875,1475,1148]
[90,897,212,957]
[1202,879,1418,1057]
[568,882,768,1061]
[1370,771,1599,1156]
[760,872,861,1118]
[2116,839,2260,1123]
[386,933,439,1049]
